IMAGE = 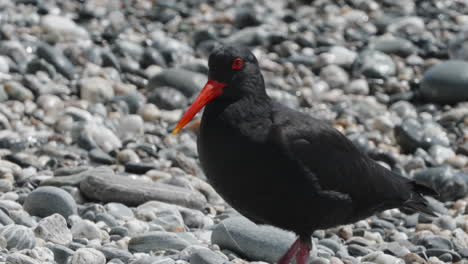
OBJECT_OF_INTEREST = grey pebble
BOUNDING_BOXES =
[71,248,106,264]
[71,219,103,240]
[189,247,228,264]
[23,186,78,218]
[147,68,207,97]
[354,50,396,78]
[80,173,207,209]
[80,77,115,103]
[421,61,468,104]
[128,231,191,253]
[211,216,296,263]
[105,202,134,220]
[47,243,75,264]
[89,148,115,165]
[0,224,35,250]
[6,252,40,264]
[34,213,73,245]
[96,246,134,263]
[36,44,75,80]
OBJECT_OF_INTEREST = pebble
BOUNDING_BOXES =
[421,60,468,104]
[6,252,40,264]
[212,217,296,263]
[36,44,75,80]
[147,69,207,97]
[128,231,191,252]
[41,14,89,41]
[320,65,349,88]
[71,248,106,264]
[413,166,467,201]
[34,214,73,245]
[148,86,188,110]
[71,219,103,240]
[80,172,207,209]
[354,50,396,79]
[189,247,228,264]
[47,244,75,264]
[0,224,36,250]
[105,202,134,220]
[23,186,78,218]
[80,77,115,103]
[361,251,404,264]
[96,246,133,263]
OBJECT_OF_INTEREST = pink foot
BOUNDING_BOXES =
[277,238,301,264]
[277,237,312,264]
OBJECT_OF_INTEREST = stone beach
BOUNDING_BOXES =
[0,0,467,263]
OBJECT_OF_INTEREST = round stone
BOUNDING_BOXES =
[23,186,78,218]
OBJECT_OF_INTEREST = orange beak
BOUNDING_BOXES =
[172,79,227,135]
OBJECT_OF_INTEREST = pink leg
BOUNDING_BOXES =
[295,240,312,264]
[277,238,301,264]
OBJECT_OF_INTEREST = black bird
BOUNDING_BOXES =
[173,45,437,264]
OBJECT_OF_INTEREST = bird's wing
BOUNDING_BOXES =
[269,106,403,203]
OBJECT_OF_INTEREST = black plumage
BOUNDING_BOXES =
[174,45,438,264]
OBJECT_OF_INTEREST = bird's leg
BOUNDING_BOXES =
[277,238,301,264]
[295,237,312,264]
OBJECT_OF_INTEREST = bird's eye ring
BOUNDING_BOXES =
[232,58,243,70]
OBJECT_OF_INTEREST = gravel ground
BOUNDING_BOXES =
[0,0,468,263]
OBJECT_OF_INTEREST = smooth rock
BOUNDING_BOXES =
[373,37,417,57]
[320,65,349,88]
[147,68,207,97]
[354,50,396,78]
[37,44,75,80]
[89,148,115,165]
[96,246,133,263]
[128,231,191,252]
[0,224,35,250]
[47,243,75,264]
[41,14,89,41]
[361,251,404,264]
[189,247,227,264]
[211,217,296,263]
[148,86,188,110]
[413,166,467,201]
[421,61,468,104]
[23,186,78,218]
[6,252,40,264]
[80,173,207,209]
[3,81,34,102]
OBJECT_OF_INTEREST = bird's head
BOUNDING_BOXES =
[172,44,263,134]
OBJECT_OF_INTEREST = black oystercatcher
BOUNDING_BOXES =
[173,45,437,264]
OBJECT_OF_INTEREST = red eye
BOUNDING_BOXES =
[232,58,243,70]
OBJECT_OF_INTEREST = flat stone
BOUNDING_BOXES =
[96,246,133,263]
[189,247,228,264]
[42,167,113,187]
[128,231,191,253]
[80,173,207,209]
[147,68,207,97]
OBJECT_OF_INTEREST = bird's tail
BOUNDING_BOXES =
[402,181,439,217]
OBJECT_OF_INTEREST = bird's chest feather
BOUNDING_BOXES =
[198,100,290,203]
